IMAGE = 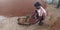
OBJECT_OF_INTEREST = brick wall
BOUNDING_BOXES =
[0,0,46,17]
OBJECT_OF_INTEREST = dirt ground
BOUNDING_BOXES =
[0,5,60,30]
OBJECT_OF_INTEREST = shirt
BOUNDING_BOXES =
[37,6,46,16]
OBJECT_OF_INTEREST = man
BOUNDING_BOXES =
[33,2,47,25]
[56,0,60,8]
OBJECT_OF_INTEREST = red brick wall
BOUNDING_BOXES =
[0,0,47,17]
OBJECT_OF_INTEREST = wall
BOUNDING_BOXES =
[0,0,46,17]
[53,0,58,4]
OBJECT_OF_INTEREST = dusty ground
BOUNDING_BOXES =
[0,5,60,30]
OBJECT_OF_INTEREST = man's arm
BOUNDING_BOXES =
[41,6,47,19]
[32,10,37,19]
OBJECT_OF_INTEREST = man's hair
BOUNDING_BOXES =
[34,2,41,7]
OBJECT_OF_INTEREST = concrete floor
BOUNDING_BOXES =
[0,16,50,30]
[0,5,60,30]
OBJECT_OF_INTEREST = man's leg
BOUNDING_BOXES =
[39,19,43,25]
[56,4,60,8]
[38,16,44,25]
[56,0,60,8]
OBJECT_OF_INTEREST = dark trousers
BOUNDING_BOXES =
[57,4,60,8]
[38,16,44,25]
[57,0,60,8]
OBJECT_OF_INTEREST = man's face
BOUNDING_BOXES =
[36,6,40,9]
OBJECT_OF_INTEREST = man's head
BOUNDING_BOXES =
[34,2,41,9]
